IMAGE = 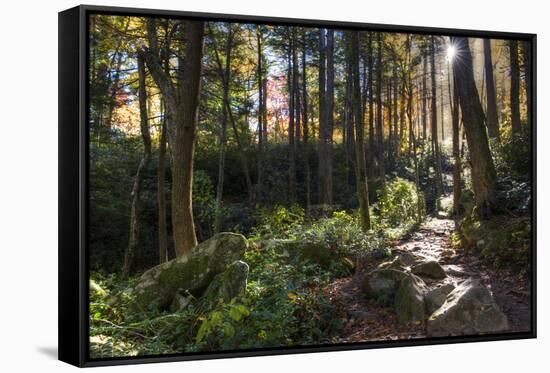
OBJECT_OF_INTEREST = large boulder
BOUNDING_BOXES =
[394,274,428,325]
[131,233,248,312]
[203,260,249,303]
[363,269,407,305]
[427,279,510,337]
[411,260,446,280]
[425,283,455,314]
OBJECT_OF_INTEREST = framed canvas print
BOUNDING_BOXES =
[58,4,536,367]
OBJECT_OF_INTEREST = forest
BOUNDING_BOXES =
[88,15,532,358]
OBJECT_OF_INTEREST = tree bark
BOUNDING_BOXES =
[509,40,521,134]
[522,41,532,128]
[483,39,499,140]
[213,27,233,234]
[430,36,444,203]
[350,32,371,231]
[451,36,497,219]
[143,19,204,256]
[122,54,152,277]
[376,34,385,186]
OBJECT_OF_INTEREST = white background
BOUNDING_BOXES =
[0,0,546,371]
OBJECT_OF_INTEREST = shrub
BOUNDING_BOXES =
[376,178,423,227]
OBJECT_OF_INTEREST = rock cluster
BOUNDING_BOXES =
[363,253,509,336]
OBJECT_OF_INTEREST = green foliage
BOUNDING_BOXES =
[492,121,531,180]
[253,204,305,238]
[454,215,531,275]
[376,178,423,227]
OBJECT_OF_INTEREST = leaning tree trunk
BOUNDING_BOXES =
[451,36,497,219]
[509,40,521,135]
[483,39,499,140]
[122,55,152,277]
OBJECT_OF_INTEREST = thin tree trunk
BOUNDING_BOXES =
[326,29,335,204]
[288,31,297,203]
[158,104,168,264]
[367,33,375,186]
[122,55,152,277]
[522,41,532,128]
[509,40,521,134]
[483,39,499,140]
[256,27,265,204]
[301,29,311,213]
[350,32,371,231]
[376,34,385,186]
[213,27,233,233]
[430,36,444,204]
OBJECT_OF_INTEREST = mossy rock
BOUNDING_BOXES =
[394,274,428,325]
[130,233,248,312]
[427,279,509,337]
[411,260,446,280]
[264,239,334,267]
[378,256,407,271]
[363,269,408,305]
[203,260,249,304]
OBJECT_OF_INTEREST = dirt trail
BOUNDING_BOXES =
[323,217,531,343]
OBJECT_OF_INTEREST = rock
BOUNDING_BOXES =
[441,249,455,258]
[395,251,418,266]
[363,269,407,305]
[131,233,248,311]
[427,279,510,337]
[378,256,407,271]
[203,260,249,303]
[425,283,455,314]
[170,292,193,312]
[394,274,428,325]
[411,260,446,280]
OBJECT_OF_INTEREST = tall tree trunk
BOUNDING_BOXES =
[522,41,532,128]
[367,33,375,186]
[318,29,332,204]
[483,39,499,140]
[422,50,428,140]
[326,29,335,204]
[302,29,311,213]
[509,40,521,134]
[213,28,233,233]
[393,62,399,157]
[143,20,204,256]
[350,32,371,231]
[122,55,152,277]
[288,31,297,203]
[430,36,444,204]
[451,36,497,219]
[158,104,168,264]
[451,69,462,216]
[256,27,265,204]
[376,34,385,186]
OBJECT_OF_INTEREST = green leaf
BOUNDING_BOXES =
[223,323,235,338]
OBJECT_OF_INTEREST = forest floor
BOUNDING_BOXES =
[322,217,531,342]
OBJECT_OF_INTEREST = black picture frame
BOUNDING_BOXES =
[59,4,537,367]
